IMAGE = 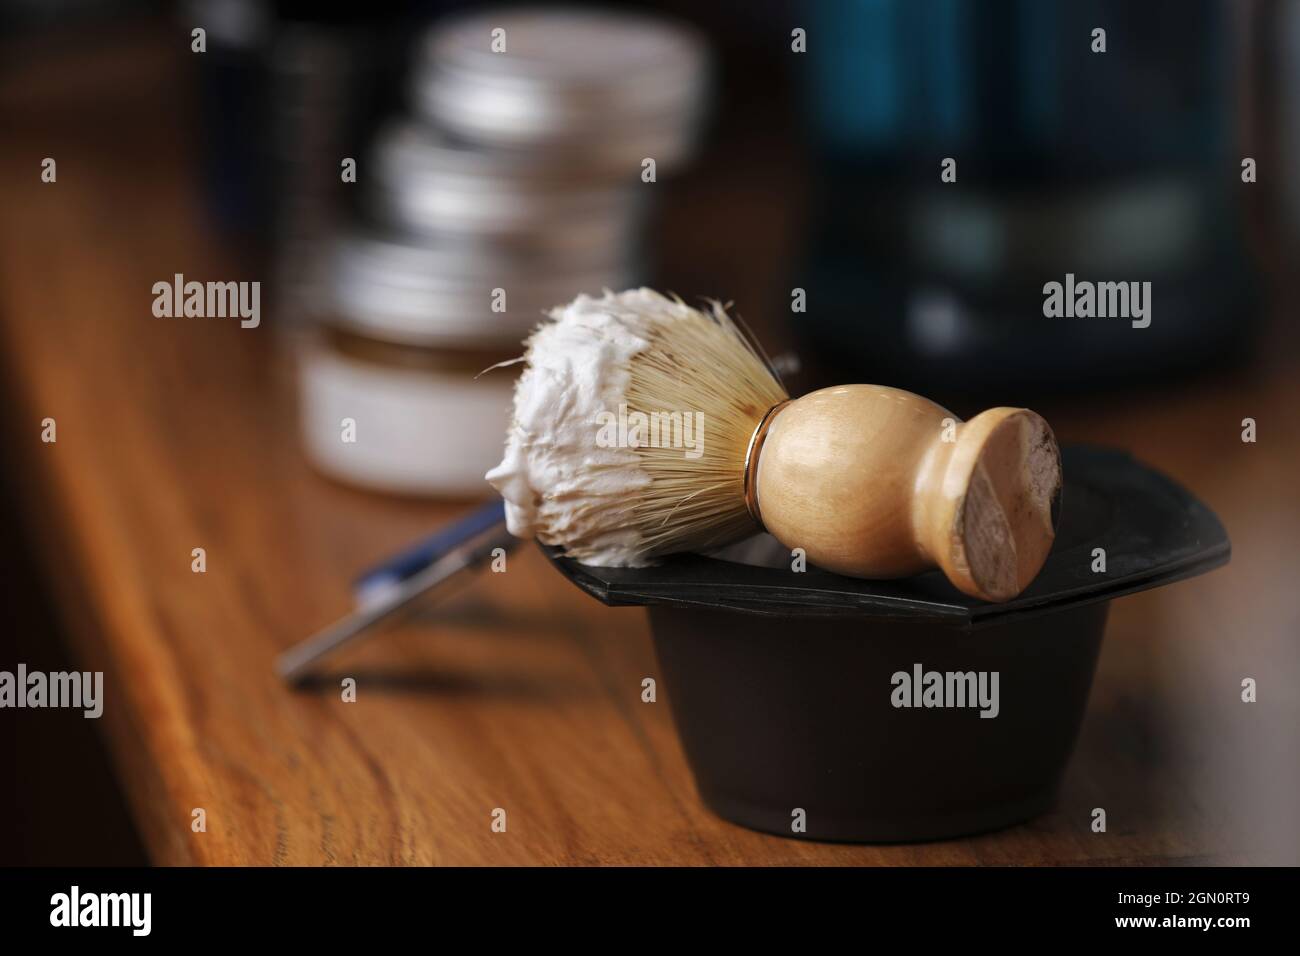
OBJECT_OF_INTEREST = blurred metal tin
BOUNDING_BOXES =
[320,229,638,350]
[367,120,645,253]
[412,8,709,172]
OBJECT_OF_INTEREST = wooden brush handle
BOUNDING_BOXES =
[753,384,1061,602]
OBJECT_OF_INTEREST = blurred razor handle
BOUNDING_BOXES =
[277,507,516,684]
[354,499,507,605]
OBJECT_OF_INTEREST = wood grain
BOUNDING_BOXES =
[0,27,1294,866]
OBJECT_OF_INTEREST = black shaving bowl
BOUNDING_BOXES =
[545,447,1229,843]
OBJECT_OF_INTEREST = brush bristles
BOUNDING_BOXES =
[487,289,788,566]
[624,302,788,557]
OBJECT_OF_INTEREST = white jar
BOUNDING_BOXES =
[298,328,515,497]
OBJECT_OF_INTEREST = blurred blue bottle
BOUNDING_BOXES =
[799,0,1258,398]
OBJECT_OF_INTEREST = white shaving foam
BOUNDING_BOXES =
[486,288,692,565]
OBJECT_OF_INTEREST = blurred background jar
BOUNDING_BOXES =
[207,4,713,497]
[298,226,638,495]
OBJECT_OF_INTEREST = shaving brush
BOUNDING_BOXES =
[487,289,1061,602]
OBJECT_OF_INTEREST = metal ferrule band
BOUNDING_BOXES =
[742,400,790,529]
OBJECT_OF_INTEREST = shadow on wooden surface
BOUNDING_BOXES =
[0,456,148,866]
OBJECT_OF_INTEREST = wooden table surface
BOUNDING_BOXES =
[1,29,1295,866]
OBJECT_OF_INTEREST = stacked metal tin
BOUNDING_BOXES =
[299,8,708,496]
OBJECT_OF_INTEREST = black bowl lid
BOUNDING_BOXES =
[541,446,1230,628]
